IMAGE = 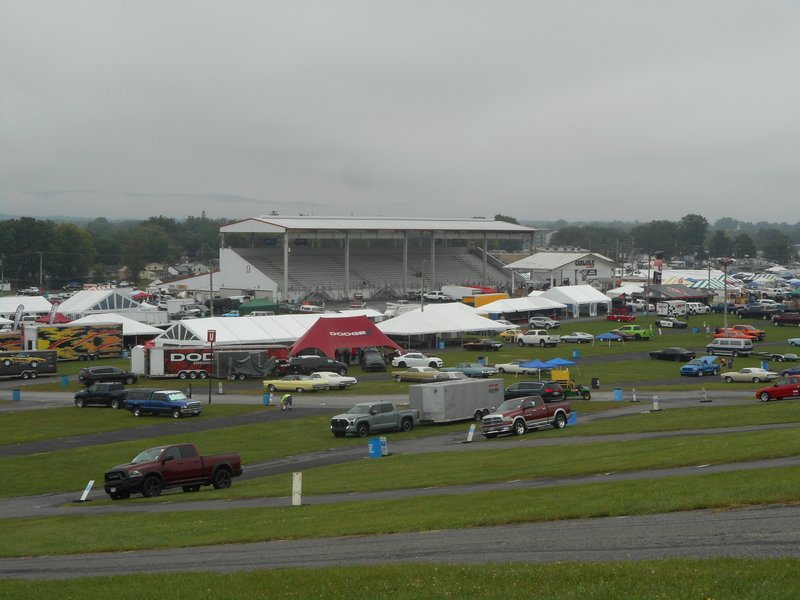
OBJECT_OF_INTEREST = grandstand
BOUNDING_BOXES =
[218,216,536,302]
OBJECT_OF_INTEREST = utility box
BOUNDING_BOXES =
[409,378,503,423]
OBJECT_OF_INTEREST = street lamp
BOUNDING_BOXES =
[719,257,734,332]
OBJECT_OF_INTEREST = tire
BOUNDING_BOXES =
[295,387,305,393]
[268,384,277,392]
[75,398,84,408]
[517,340,525,347]
[752,378,761,383]
[732,351,740,357]
[581,391,591,400]
[512,419,526,436]
[698,370,704,377]
[338,368,347,375]
[498,367,506,373]
[473,411,484,421]
[125,376,135,384]
[395,375,403,382]
[30,371,38,379]
[141,476,162,498]
[237,373,246,380]
[724,376,733,383]
[21,371,30,380]
[428,361,438,368]
[400,417,413,432]
[178,371,188,380]
[356,422,369,438]
[212,469,232,490]
[199,371,209,379]
[182,485,201,492]
[397,361,407,368]
[133,407,142,417]
[111,399,121,410]
[708,350,715,355]
[539,340,546,347]
[553,413,567,429]
[229,374,237,381]
[172,408,181,419]
[189,371,198,379]
[760,392,771,402]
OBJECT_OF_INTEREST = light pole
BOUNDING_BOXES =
[719,257,733,332]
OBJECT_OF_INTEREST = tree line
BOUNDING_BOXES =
[1,213,797,290]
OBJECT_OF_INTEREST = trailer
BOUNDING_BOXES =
[23,323,124,360]
[408,378,504,423]
[0,350,58,380]
[131,345,289,380]
[657,300,687,317]
[0,331,24,353]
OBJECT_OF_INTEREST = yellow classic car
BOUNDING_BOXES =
[262,374,330,392]
[393,366,441,383]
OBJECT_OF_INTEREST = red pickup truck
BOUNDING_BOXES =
[481,396,572,438]
[103,443,242,500]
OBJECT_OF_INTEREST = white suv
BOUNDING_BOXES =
[528,316,560,329]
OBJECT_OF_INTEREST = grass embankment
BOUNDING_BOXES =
[3,559,799,599]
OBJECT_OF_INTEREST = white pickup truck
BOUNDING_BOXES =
[516,329,560,347]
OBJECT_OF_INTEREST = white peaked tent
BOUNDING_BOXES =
[56,289,146,317]
[473,296,566,316]
[69,313,165,337]
[605,284,644,298]
[377,302,508,336]
[538,285,612,318]
[0,296,54,317]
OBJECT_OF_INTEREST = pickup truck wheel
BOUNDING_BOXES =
[172,408,181,419]
[512,419,526,436]
[182,485,201,492]
[125,376,135,384]
[111,399,121,409]
[212,469,232,490]
[553,413,567,429]
[539,341,546,347]
[133,407,142,417]
[141,476,162,498]
[400,417,413,432]
[760,392,771,402]
[75,398,84,408]
[356,423,369,438]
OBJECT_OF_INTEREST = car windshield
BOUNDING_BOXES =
[496,399,523,412]
[166,391,188,402]
[131,447,165,464]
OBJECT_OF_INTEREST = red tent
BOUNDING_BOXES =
[289,316,401,357]
[35,313,72,324]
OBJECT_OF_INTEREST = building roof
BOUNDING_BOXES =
[505,252,615,271]
[221,216,536,238]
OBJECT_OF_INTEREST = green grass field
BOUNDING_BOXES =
[3,313,800,597]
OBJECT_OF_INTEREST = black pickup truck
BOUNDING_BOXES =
[74,383,128,409]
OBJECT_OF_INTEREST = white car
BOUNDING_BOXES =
[720,368,780,383]
[495,359,539,375]
[391,352,444,368]
[493,319,521,330]
[560,332,594,344]
[308,371,358,389]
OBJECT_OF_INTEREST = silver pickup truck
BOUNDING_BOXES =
[330,402,420,438]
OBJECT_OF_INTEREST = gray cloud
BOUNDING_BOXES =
[2,1,798,223]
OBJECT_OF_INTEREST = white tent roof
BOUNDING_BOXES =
[504,251,615,270]
[473,296,566,315]
[0,296,54,316]
[605,284,644,298]
[69,313,165,337]
[56,289,145,315]
[377,302,508,335]
[538,285,612,306]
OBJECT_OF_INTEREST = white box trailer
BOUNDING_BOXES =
[408,378,504,423]
[656,300,687,317]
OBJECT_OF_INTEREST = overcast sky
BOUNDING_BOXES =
[2,1,799,224]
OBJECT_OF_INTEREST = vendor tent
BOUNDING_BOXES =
[0,296,53,317]
[377,303,508,336]
[606,284,644,298]
[69,313,165,337]
[538,285,611,318]
[290,316,401,357]
[473,296,566,316]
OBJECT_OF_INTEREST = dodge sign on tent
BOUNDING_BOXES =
[290,316,401,357]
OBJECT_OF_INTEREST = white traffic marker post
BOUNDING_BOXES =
[292,472,302,506]
[631,388,638,403]
[652,395,660,412]
[465,423,476,443]
[700,387,711,402]
[76,480,94,503]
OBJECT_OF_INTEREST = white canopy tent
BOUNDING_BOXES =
[69,313,165,337]
[0,296,54,317]
[377,302,509,336]
[538,285,612,318]
[605,284,644,298]
[472,296,566,316]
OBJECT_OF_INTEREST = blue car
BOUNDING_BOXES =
[680,356,721,377]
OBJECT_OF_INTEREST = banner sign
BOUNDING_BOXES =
[13,304,24,331]
[49,302,59,324]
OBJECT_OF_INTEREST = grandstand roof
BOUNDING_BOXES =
[221,216,535,238]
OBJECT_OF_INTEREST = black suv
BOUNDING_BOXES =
[78,366,138,386]
[287,355,348,375]
[74,383,128,409]
[360,350,386,372]
[504,381,564,401]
